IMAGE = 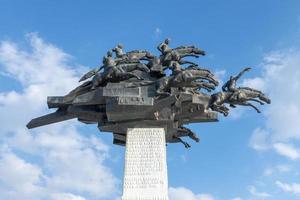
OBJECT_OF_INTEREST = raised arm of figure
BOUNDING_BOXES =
[234,67,251,81]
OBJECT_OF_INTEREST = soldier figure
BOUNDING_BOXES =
[169,61,183,76]
[222,67,251,93]
[103,51,116,66]
[112,44,124,58]
[148,56,165,77]
[221,67,251,107]
[78,51,117,83]
[157,38,171,55]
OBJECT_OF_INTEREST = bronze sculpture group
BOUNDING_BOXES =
[27,39,271,148]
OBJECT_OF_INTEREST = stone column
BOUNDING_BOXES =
[121,128,169,200]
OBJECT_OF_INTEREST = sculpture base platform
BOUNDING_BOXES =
[121,128,169,200]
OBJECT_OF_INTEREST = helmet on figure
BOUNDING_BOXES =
[164,38,170,44]
[107,50,113,57]
[117,44,123,49]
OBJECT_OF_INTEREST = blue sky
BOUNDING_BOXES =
[0,1,300,200]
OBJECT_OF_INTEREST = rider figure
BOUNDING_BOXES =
[170,61,183,76]
[102,51,117,69]
[222,67,251,105]
[112,44,124,58]
[157,38,171,55]
[222,67,251,93]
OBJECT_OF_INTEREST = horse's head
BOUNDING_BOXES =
[209,74,219,86]
[185,67,219,86]
[259,93,271,104]
[238,88,271,105]
[198,48,206,56]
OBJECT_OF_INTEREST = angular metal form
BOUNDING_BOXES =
[27,39,270,148]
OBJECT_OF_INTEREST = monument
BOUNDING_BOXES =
[27,39,270,199]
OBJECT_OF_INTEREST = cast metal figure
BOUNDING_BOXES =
[156,65,219,95]
[157,38,171,55]
[210,87,271,116]
[27,39,271,148]
[222,67,251,93]
[112,44,125,58]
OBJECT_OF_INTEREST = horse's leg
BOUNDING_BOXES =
[184,128,200,143]
[195,82,213,92]
[177,126,200,143]
[258,94,271,104]
[249,98,265,105]
[179,60,198,66]
[137,63,150,73]
[91,73,105,89]
[199,85,212,92]
[118,66,126,73]
[218,107,228,116]
[189,72,218,86]
[172,136,191,148]
[217,104,229,114]
[210,103,228,116]
[180,53,199,59]
[220,105,229,115]
[242,102,261,113]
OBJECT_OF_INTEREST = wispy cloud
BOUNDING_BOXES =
[249,128,271,151]
[273,143,300,160]
[0,34,119,200]
[154,27,162,37]
[247,185,271,198]
[247,49,300,157]
[276,180,300,195]
[232,197,242,200]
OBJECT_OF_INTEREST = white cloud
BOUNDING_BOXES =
[242,77,266,91]
[0,150,45,200]
[232,197,242,200]
[154,27,162,38]
[169,187,214,200]
[276,164,291,172]
[214,69,226,81]
[275,180,300,195]
[263,164,292,177]
[247,185,271,198]
[0,33,83,134]
[273,143,300,160]
[249,128,271,151]
[50,193,86,200]
[263,168,274,176]
[0,34,119,200]
[247,49,300,158]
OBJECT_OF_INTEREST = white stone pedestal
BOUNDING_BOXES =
[121,128,169,200]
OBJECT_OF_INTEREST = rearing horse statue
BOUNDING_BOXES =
[209,87,271,116]
[156,66,219,95]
